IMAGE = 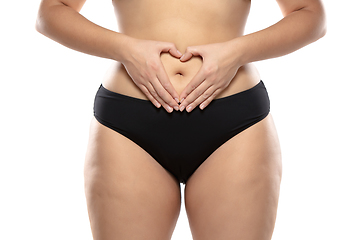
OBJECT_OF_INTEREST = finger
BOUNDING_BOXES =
[185,93,209,113]
[199,88,222,110]
[145,82,174,113]
[185,86,216,112]
[179,66,207,103]
[138,85,161,108]
[149,80,177,113]
[179,81,211,112]
[156,64,181,106]
[186,86,222,112]
[180,46,202,62]
[160,42,182,58]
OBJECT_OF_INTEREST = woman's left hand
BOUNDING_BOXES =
[178,39,243,112]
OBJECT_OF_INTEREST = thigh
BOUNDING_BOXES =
[184,114,282,240]
[84,117,182,240]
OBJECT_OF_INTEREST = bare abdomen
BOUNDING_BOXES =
[102,8,261,99]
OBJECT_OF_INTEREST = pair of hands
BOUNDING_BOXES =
[121,37,243,113]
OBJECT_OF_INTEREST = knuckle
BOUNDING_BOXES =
[140,69,151,79]
[149,89,158,97]
[147,60,159,71]
[139,85,148,92]
[144,72,152,79]
[152,64,160,72]
[137,70,146,79]
[162,82,171,90]
[156,89,167,99]
[194,89,203,97]
[202,92,210,99]
[139,86,150,96]
[189,84,197,91]
[203,66,213,75]
[208,77,216,84]
[146,93,154,100]
[212,91,219,98]
[212,89,221,98]
[204,65,218,75]
[156,97,165,105]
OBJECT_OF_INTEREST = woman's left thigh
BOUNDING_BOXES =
[184,114,282,240]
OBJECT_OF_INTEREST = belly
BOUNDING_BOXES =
[159,53,203,95]
[102,53,261,101]
[101,0,260,99]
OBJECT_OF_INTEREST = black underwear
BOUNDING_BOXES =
[93,80,270,184]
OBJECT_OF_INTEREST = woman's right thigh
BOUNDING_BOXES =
[84,117,182,240]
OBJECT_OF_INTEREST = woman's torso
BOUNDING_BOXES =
[102,0,261,99]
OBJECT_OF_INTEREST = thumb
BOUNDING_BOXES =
[161,42,183,58]
[180,46,202,62]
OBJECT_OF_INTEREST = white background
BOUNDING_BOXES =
[1,1,359,239]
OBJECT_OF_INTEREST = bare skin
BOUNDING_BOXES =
[36,0,326,239]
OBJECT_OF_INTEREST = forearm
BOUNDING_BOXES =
[235,6,327,65]
[35,2,128,61]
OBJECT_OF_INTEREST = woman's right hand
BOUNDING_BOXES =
[119,36,182,112]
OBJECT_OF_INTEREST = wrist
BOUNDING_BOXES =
[229,37,249,66]
[113,33,135,63]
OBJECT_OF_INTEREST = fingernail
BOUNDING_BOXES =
[155,102,161,108]
[174,105,179,111]
[180,55,184,61]
[186,105,193,112]
[177,50,182,56]
[180,105,185,112]
[180,98,185,103]
[175,98,179,103]
[167,106,173,113]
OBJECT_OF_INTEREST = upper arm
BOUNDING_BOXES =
[276,0,325,17]
[38,0,87,12]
